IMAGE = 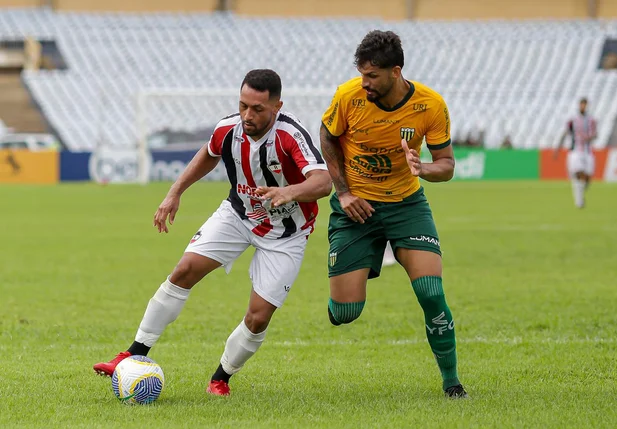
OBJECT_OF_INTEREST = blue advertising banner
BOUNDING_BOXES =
[60,152,91,181]
[60,149,227,182]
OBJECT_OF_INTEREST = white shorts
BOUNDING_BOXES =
[185,200,309,307]
[567,152,595,177]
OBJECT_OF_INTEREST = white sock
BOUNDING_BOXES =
[220,319,267,375]
[571,179,585,208]
[134,277,190,347]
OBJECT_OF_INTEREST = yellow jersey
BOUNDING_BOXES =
[321,77,451,202]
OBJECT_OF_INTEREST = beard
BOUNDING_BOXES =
[364,82,393,103]
[366,90,381,102]
[242,112,272,137]
[242,122,268,137]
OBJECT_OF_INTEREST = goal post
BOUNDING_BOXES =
[135,88,334,184]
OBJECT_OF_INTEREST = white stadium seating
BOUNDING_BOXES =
[1,8,616,150]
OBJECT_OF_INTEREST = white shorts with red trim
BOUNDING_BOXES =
[185,200,309,307]
[567,151,595,177]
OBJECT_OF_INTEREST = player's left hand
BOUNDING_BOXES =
[255,186,294,207]
[401,139,422,176]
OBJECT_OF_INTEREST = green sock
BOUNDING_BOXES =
[411,276,460,390]
[328,298,365,324]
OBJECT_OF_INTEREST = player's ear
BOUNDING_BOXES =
[273,99,283,112]
[391,66,402,79]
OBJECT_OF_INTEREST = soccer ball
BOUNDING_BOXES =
[111,355,165,404]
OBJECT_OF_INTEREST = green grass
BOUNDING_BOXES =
[1,181,617,428]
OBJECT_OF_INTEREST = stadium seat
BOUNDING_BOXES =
[0,9,615,150]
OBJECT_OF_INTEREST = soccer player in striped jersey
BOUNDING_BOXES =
[93,69,332,396]
[555,98,597,208]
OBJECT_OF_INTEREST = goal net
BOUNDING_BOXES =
[134,88,334,184]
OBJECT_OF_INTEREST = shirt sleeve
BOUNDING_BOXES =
[425,97,452,150]
[207,131,223,157]
[207,120,235,157]
[281,123,328,176]
[321,86,348,138]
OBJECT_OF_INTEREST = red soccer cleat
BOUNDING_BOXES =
[206,380,230,396]
[93,351,132,377]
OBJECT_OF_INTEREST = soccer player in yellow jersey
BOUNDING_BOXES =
[320,30,467,398]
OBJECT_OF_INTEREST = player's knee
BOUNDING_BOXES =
[328,298,365,326]
[169,258,200,289]
[244,309,273,334]
[170,254,217,288]
[412,276,447,309]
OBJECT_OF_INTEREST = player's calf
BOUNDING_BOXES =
[327,298,365,325]
[411,276,461,391]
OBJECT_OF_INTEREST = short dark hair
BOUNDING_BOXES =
[354,30,404,69]
[241,69,282,100]
[580,97,588,103]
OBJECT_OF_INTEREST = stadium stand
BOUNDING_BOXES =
[0,8,616,150]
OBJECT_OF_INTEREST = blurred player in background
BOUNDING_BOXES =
[320,30,467,398]
[93,69,332,396]
[554,98,597,208]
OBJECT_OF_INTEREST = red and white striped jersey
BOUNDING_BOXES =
[567,114,597,154]
[207,111,328,239]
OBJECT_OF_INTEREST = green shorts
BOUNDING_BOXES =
[327,187,441,279]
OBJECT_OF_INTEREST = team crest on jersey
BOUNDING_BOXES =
[268,161,282,174]
[400,127,415,142]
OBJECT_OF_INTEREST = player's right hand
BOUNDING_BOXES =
[338,192,374,224]
[153,194,180,233]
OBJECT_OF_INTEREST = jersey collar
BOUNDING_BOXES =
[375,81,415,112]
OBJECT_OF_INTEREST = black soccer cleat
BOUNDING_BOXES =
[444,384,468,399]
[328,306,342,326]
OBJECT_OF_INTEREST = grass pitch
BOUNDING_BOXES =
[1,180,616,428]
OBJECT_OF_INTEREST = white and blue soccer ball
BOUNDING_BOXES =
[111,355,164,404]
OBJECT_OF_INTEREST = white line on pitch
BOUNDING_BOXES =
[265,337,616,347]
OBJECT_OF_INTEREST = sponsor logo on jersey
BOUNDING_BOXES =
[413,103,427,112]
[234,135,245,143]
[351,126,370,135]
[352,98,366,108]
[293,131,310,157]
[400,127,415,142]
[326,102,339,127]
[349,154,392,182]
[237,183,261,199]
[357,142,404,154]
[267,201,299,220]
[247,203,269,221]
[373,118,400,124]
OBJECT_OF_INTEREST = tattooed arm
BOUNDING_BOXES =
[320,123,350,194]
[320,123,374,223]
